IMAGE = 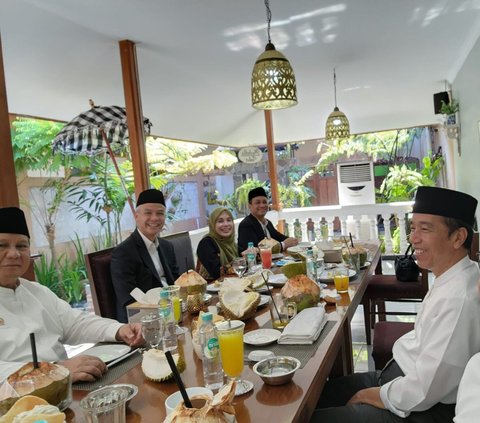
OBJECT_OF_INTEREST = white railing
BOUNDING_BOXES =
[187,202,413,256]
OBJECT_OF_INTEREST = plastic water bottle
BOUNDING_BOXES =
[199,312,224,390]
[246,241,256,272]
[306,249,316,280]
[159,290,178,352]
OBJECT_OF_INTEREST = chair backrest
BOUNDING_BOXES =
[85,248,116,319]
[162,231,195,275]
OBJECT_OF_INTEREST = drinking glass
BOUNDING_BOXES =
[333,268,350,293]
[140,313,163,349]
[217,320,253,396]
[259,246,272,269]
[232,257,247,278]
[163,285,187,335]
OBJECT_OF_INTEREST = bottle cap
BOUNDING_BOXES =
[160,290,169,299]
[248,242,254,248]
[201,312,213,322]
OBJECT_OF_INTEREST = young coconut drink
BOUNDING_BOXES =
[163,380,236,423]
[141,349,186,382]
[0,362,71,415]
[280,274,321,312]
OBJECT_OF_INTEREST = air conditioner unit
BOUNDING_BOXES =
[337,161,375,205]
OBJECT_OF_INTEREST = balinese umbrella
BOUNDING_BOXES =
[52,103,152,214]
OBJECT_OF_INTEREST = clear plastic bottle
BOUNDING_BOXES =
[246,241,256,272]
[159,290,178,352]
[306,249,316,280]
[199,312,224,390]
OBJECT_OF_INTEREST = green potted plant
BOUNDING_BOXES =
[440,99,459,125]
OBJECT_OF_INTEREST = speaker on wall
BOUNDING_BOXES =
[434,91,450,114]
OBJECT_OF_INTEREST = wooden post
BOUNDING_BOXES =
[264,110,285,232]
[119,40,149,199]
[0,34,19,207]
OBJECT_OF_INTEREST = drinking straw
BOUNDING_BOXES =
[164,350,192,408]
[261,272,284,325]
[29,333,39,369]
[349,232,355,248]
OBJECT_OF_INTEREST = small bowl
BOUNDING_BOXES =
[253,356,300,385]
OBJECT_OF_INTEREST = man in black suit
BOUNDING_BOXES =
[111,189,180,322]
[237,187,298,254]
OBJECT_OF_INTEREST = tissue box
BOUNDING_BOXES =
[322,248,343,263]
[126,302,161,323]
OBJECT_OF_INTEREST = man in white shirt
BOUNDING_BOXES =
[111,189,180,322]
[0,207,144,383]
[312,186,480,422]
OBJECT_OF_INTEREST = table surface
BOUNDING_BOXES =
[67,242,381,423]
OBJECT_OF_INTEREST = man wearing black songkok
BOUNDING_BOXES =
[237,186,298,254]
[0,207,143,383]
[312,186,480,423]
[111,189,179,322]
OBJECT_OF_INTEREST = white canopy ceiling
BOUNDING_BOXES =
[1,0,480,147]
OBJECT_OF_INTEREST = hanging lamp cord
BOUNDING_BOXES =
[333,68,338,108]
[265,0,272,43]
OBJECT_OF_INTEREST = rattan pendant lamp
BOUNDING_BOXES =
[325,68,350,140]
[251,0,297,110]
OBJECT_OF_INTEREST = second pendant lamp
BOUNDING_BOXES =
[325,68,350,141]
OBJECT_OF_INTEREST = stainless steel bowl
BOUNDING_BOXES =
[253,356,300,385]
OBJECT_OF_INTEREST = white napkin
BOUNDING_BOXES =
[277,306,328,345]
[130,287,163,304]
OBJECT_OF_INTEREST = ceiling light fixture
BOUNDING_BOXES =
[251,0,297,110]
[325,68,350,141]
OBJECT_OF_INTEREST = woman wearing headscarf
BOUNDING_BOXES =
[196,207,238,280]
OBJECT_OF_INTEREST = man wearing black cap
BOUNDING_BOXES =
[237,187,298,254]
[0,207,144,383]
[312,187,480,423]
[111,189,179,322]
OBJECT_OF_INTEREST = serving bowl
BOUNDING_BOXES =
[253,356,300,385]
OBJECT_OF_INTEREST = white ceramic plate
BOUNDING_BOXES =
[267,274,288,286]
[317,268,356,283]
[297,242,312,248]
[248,350,275,362]
[271,253,284,260]
[360,261,371,269]
[244,329,281,346]
[206,284,220,292]
[83,344,132,363]
[255,285,269,293]
[203,293,212,302]
[258,295,269,307]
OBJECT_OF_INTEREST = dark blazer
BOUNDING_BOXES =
[111,229,180,322]
[237,213,287,254]
[196,236,222,280]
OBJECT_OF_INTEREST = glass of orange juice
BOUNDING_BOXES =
[163,286,187,335]
[334,268,350,293]
[217,320,253,396]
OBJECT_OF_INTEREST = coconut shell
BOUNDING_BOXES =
[281,275,320,311]
[219,290,260,321]
[0,363,70,416]
[141,349,185,382]
[258,238,281,254]
[175,270,207,298]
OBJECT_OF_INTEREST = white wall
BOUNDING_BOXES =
[453,34,480,225]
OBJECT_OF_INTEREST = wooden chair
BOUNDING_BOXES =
[85,248,116,319]
[162,231,195,275]
[361,257,429,345]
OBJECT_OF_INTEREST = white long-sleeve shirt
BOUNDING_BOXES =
[0,278,123,380]
[380,256,480,417]
[454,353,480,422]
